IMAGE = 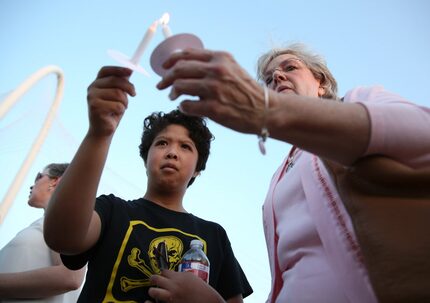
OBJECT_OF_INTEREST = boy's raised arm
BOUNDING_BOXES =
[44,66,136,255]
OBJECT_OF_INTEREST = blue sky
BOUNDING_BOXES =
[1,1,429,301]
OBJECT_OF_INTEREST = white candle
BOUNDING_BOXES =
[159,13,173,38]
[162,24,173,38]
[130,20,158,64]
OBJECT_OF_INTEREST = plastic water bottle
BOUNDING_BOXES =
[178,239,210,283]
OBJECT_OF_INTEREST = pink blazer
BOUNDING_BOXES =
[263,86,430,302]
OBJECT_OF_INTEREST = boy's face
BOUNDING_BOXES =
[146,124,199,192]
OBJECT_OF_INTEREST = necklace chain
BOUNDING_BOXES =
[286,146,298,173]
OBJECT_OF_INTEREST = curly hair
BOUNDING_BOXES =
[139,109,214,187]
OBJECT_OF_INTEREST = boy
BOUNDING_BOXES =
[44,66,252,302]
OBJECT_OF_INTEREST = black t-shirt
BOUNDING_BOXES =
[62,194,253,302]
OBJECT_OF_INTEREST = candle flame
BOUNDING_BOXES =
[150,20,159,30]
[159,12,170,25]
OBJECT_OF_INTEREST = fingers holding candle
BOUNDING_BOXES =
[87,66,137,137]
[96,65,133,79]
[167,77,212,101]
[156,49,267,135]
[157,63,211,92]
[95,66,136,97]
[156,48,215,90]
[162,48,214,69]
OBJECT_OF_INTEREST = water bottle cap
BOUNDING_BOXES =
[190,239,203,247]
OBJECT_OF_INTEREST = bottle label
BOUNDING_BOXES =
[178,261,209,283]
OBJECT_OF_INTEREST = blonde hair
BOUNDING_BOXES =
[257,43,339,100]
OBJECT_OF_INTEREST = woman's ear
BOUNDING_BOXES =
[193,171,201,178]
[318,85,326,97]
[51,177,61,188]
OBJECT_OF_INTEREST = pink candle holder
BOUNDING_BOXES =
[150,33,204,77]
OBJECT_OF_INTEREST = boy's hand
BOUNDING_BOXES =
[146,270,225,303]
[86,66,136,137]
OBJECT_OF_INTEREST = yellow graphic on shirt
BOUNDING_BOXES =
[102,220,207,303]
[119,247,152,292]
[148,236,184,273]
[120,236,183,292]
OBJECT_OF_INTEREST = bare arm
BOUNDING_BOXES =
[266,92,369,165]
[44,66,136,254]
[157,49,370,166]
[0,251,85,299]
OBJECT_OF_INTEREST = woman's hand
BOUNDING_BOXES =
[86,66,136,138]
[157,48,266,135]
[145,270,225,303]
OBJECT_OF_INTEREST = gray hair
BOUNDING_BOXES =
[43,163,69,178]
[256,43,339,100]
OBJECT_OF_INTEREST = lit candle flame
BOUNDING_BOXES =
[159,12,172,38]
[159,13,170,25]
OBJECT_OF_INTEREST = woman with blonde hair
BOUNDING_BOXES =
[149,42,430,303]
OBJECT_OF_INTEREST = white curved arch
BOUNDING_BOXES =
[0,65,64,224]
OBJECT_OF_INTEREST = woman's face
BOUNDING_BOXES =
[28,171,54,209]
[263,54,324,98]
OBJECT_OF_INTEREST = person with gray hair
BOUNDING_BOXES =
[0,163,86,302]
[256,43,339,100]
[148,43,430,303]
